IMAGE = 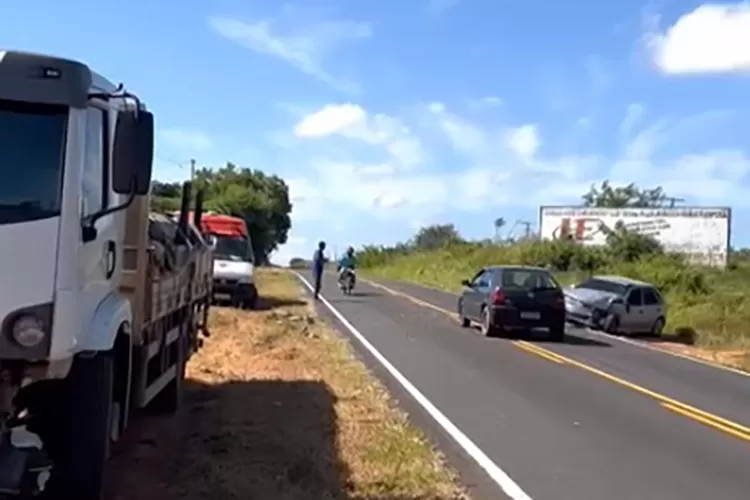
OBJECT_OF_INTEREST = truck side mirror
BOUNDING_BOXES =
[112,108,154,195]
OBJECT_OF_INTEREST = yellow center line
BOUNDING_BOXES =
[363,278,750,441]
[661,402,750,441]
[522,342,750,438]
[514,342,566,364]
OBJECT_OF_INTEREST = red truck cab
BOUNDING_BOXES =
[193,212,257,308]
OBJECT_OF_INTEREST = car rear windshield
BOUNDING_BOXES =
[576,278,627,295]
[500,269,559,290]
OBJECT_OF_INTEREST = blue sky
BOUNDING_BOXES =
[4,0,750,263]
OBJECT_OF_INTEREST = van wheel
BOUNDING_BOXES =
[48,354,114,500]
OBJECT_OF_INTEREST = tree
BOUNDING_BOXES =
[150,181,182,213]
[150,163,293,265]
[582,180,669,208]
[412,223,463,250]
[193,163,292,265]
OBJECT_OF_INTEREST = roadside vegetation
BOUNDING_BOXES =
[356,181,750,372]
[105,269,467,500]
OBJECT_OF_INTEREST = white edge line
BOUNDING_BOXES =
[292,271,533,500]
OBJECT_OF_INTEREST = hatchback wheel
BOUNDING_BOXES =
[481,307,499,337]
[650,317,665,337]
[458,299,471,328]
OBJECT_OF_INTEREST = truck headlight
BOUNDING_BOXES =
[12,315,46,348]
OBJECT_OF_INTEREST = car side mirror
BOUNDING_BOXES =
[461,279,471,287]
[112,108,154,195]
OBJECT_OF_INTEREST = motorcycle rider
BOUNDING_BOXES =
[337,247,357,288]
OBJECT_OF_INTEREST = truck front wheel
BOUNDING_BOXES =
[47,353,114,500]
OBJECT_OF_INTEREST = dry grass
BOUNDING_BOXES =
[105,268,467,500]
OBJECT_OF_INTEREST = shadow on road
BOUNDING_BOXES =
[348,290,382,298]
[107,379,457,500]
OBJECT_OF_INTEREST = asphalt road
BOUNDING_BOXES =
[296,271,750,500]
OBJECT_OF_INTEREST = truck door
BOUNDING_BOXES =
[77,105,119,337]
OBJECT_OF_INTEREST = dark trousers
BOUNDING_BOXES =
[313,269,323,298]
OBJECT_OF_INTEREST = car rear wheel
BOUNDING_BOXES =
[458,300,471,328]
[549,325,565,342]
[480,307,500,337]
[650,317,665,337]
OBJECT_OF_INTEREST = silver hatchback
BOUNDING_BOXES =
[564,275,666,336]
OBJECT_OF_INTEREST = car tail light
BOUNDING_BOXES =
[490,287,506,305]
[552,294,565,309]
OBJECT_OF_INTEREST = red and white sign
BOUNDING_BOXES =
[539,206,731,267]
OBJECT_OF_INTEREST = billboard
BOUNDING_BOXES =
[538,206,731,267]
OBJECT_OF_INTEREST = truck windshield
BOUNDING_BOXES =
[0,99,67,225]
[212,235,254,263]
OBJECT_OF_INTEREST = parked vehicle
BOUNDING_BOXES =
[339,269,356,295]
[201,214,258,309]
[563,275,666,336]
[0,51,212,499]
[457,266,566,341]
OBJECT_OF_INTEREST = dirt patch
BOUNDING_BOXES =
[104,268,467,500]
[649,342,750,372]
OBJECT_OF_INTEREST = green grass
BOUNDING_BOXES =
[358,241,750,354]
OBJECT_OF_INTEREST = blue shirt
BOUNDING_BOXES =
[338,255,356,270]
[312,249,326,274]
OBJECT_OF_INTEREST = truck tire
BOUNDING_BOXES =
[146,335,186,415]
[242,285,258,310]
[48,353,114,500]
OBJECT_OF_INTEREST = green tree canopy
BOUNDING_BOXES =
[582,180,669,208]
[413,223,463,250]
[150,163,292,265]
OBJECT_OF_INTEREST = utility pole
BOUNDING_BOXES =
[189,158,196,182]
[516,220,533,240]
[664,196,684,208]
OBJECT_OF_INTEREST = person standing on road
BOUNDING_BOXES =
[312,241,327,300]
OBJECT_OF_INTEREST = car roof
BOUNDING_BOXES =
[588,275,652,287]
[484,265,550,273]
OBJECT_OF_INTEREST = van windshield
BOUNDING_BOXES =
[212,234,253,263]
[0,100,67,225]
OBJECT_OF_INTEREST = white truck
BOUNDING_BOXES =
[0,50,213,499]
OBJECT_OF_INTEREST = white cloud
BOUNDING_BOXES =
[646,3,750,74]
[208,16,371,93]
[293,104,425,166]
[293,103,366,137]
[505,124,541,161]
[619,103,646,139]
[158,129,213,151]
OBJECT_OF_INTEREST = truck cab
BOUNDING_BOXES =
[0,50,212,499]
[201,214,258,309]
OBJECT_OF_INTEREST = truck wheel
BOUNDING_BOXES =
[48,353,114,500]
[147,336,186,415]
[242,286,258,310]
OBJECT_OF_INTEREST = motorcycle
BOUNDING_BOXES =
[339,268,356,295]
